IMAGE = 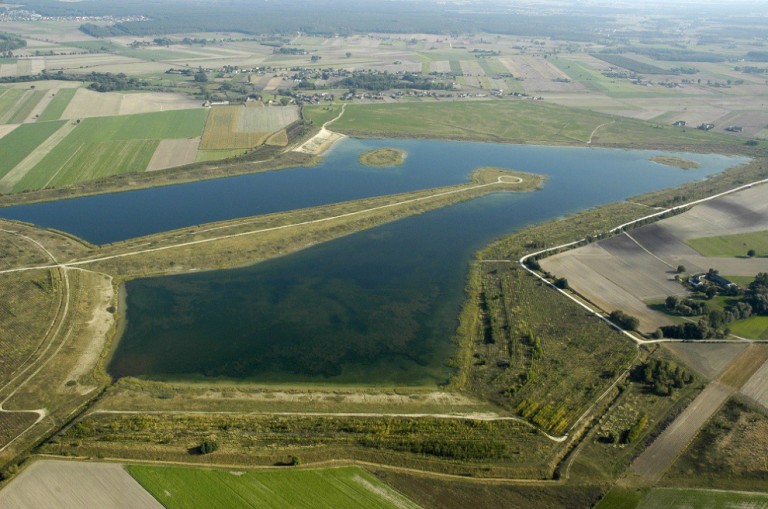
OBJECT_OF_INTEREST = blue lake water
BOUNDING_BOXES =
[0,138,745,245]
[93,139,749,386]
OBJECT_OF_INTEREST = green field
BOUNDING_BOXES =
[9,90,46,123]
[686,230,768,257]
[13,109,207,191]
[0,88,46,123]
[449,60,463,75]
[0,121,65,180]
[597,487,768,509]
[476,58,509,76]
[549,57,678,98]
[729,315,768,339]
[37,88,77,122]
[306,100,738,149]
[128,465,421,509]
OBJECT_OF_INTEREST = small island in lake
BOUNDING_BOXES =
[650,155,701,170]
[359,148,407,167]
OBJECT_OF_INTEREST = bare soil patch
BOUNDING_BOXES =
[663,342,748,380]
[741,358,768,411]
[0,460,163,509]
[542,235,683,332]
[146,138,201,171]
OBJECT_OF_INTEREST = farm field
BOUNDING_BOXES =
[541,184,768,334]
[0,88,46,124]
[730,316,768,341]
[0,460,163,509]
[0,121,65,181]
[11,109,207,191]
[60,88,203,119]
[200,104,299,150]
[597,487,768,509]
[36,88,78,122]
[686,230,768,257]
[128,465,421,509]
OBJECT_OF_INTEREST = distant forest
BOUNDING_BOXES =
[22,0,611,40]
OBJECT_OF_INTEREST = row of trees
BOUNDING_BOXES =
[340,72,454,91]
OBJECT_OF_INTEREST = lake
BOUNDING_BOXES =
[96,140,748,386]
[0,138,744,245]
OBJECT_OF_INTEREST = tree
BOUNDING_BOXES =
[194,70,208,82]
[665,295,680,309]
[747,249,756,257]
[346,52,352,58]
[609,310,640,331]
[554,278,569,290]
[676,265,686,273]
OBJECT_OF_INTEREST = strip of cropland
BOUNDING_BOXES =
[11,109,207,192]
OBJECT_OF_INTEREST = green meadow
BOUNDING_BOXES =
[0,121,65,180]
[37,88,77,122]
[128,465,421,509]
[305,100,739,149]
[687,230,768,257]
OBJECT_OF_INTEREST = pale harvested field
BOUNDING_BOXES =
[629,381,734,483]
[510,55,584,93]
[0,124,19,140]
[43,54,136,72]
[741,358,768,411]
[146,138,201,171]
[542,185,768,331]
[663,343,748,380]
[0,460,163,509]
[236,104,299,132]
[459,59,485,77]
[61,89,202,119]
[430,60,452,73]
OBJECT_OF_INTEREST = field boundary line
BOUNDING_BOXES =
[34,454,564,485]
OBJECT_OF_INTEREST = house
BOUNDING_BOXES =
[707,273,738,289]
[673,120,686,126]
[698,123,715,131]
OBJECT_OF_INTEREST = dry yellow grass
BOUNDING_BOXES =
[199,106,269,149]
[718,344,768,389]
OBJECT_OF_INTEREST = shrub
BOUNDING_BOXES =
[198,439,219,455]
